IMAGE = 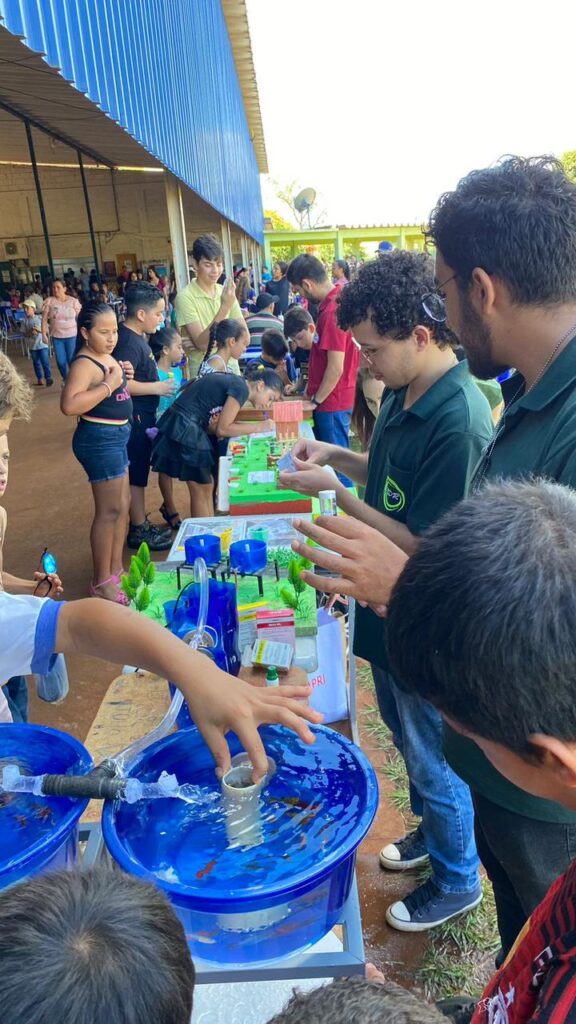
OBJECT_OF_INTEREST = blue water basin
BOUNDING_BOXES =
[0,724,93,888]
[102,724,378,965]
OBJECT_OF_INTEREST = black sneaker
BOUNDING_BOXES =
[379,825,429,871]
[386,877,483,932]
[127,520,173,551]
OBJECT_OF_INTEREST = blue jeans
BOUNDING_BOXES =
[53,336,76,380]
[313,408,353,486]
[31,347,52,382]
[372,665,479,894]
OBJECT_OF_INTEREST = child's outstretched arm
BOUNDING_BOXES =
[56,599,320,780]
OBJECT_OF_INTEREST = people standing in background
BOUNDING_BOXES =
[332,259,351,288]
[88,281,102,302]
[246,292,283,349]
[42,279,82,382]
[235,267,251,309]
[261,263,272,285]
[112,282,175,552]
[8,287,21,310]
[149,326,186,531]
[23,285,43,314]
[147,266,168,310]
[61,301,133,604]
[78,267,90,292]
[287,254,360,474]
[267,261,291,316]
[22,300,53,388]
[174,234,244,379]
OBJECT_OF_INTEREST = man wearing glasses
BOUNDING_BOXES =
[292,156,576,962]
[281,249,494,930]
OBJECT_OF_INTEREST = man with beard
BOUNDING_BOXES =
[291,156,576,959]
[282,250,493,930]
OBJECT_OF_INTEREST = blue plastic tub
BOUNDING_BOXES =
[229,539,267,574]
[0,724,93,889]
[102,724,378,965]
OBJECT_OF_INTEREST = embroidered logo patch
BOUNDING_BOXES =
[383,475,406,513]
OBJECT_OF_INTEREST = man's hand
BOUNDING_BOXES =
[279,457,336,497]
[291,515,408,607]
[291,437,333,465]
[219,277,237,316]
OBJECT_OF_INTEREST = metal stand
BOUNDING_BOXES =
[78,820,365,984]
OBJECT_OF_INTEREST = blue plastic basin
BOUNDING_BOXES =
[102,724,378,965]
[0,724,93,889]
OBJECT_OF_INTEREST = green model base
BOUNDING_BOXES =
[140,566,317,636]
[228,437,306,509]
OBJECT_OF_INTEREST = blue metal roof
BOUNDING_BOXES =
[0,0,264,242]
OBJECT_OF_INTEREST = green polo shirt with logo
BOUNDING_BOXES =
[353,359,493,669]
[444,337,576,823]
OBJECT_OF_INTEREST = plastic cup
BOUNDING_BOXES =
[184,534,221,566]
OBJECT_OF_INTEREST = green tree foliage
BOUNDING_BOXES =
[561,151,576,182]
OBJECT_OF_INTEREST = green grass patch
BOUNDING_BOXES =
[356,658,499,999]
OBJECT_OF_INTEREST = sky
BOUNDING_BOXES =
[246,0,576,227]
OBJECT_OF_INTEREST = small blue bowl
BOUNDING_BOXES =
[184,534,221,566]
[229,538,267,574]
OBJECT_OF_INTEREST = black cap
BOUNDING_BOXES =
[256,291,277,311]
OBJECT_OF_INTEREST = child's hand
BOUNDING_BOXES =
[158,378,178,397]
[284,383,296,395]
[118,360,134,380]
[207,412,220,434]
[33,572,64,599]
[107,363,124,391]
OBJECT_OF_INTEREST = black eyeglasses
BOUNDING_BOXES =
[34,547,58,597]
[421,273,458,323]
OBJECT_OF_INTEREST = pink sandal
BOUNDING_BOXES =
[89,577,130,605]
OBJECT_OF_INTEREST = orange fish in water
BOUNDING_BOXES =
[196,858,217,880]
[14,814,29,829]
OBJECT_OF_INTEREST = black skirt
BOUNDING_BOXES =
[151,407,215,484]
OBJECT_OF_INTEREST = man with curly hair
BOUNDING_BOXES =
[282,250,493,930]
[291,157,576,960]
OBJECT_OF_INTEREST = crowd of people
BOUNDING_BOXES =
[4,154,576,1023]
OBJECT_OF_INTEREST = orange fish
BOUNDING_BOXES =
[196,858,217,880]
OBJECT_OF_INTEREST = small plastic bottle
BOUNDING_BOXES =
[266,665,279,687]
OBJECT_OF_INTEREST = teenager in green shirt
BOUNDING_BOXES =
[283,251,493,930]
[292,156,576,960]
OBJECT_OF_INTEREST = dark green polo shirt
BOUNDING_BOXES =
[353,359,493,669]
[445,336,576,823]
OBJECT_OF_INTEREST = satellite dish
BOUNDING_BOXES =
[294,187,317,213]
[293,188,317,229]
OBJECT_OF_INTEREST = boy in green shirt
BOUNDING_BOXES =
[282,251,493,930]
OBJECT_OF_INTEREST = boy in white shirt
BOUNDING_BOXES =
[22,299,53,387]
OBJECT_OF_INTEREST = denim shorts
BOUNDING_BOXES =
[72,420,131,484]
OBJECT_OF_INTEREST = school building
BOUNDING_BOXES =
[0,0,267,291]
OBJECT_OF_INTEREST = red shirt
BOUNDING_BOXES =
[473,858,576,1024]
[307,286,359,412]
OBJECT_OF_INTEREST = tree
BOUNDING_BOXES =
[561,151,576,182]
[271,179,327,229]
[264,208,293,230]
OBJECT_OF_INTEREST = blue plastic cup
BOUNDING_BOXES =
[229,539,267,574]
[184,534,221,566]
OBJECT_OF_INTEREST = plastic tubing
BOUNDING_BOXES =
[112,557,209,773]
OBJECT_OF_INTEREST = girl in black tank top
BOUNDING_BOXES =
[61,301,133,604]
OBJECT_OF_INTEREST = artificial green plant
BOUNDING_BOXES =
[121,542,156,611]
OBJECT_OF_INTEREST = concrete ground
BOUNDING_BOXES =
[3,353,427,984]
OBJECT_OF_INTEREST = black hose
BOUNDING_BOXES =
[41,760,127,800]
